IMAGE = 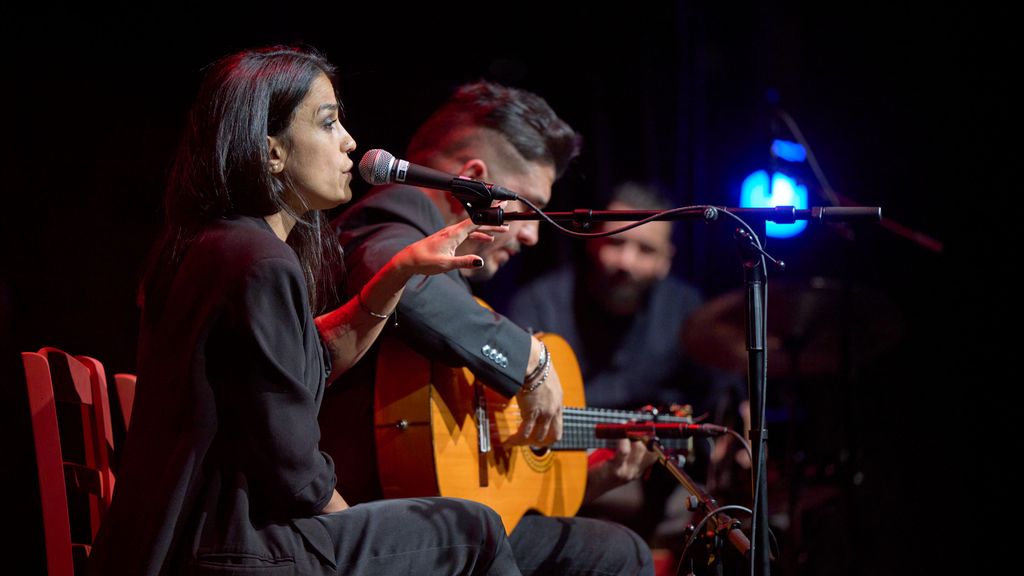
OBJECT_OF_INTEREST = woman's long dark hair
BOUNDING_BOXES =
[142,45,343,318]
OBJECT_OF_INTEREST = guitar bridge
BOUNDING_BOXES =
[475,384,491,453]
[475,383,490,487]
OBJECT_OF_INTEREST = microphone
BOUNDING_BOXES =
[594,422,731,440]
[358,149,519,202]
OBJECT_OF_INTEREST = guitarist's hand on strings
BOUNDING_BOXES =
[508,336,564,447]
[583,440,660,503]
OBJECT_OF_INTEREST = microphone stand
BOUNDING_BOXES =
[735,225,772,576]
[463,201,881,576]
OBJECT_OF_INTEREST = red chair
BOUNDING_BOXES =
[23,348,117,575]
[112,372,136,431]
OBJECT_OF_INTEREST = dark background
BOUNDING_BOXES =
[3,3,1011,574]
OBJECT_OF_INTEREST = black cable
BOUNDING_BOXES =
[726,428,753,462]
[514,197,717,239]
[768,525,780,563]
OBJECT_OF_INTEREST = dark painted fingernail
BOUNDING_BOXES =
[473,258,484,267]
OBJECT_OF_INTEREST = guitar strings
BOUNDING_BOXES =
[470,403,694,449]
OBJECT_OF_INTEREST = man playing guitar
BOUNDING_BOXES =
[319,81,657,576]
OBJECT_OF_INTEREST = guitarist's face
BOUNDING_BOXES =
[463,161,555,281]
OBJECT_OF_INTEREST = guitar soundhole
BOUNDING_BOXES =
[520,444,556,473]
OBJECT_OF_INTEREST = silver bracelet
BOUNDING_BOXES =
[525,341,548,383]
[356,291,391,320]
[524,356,548,391]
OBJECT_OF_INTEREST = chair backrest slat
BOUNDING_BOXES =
[23,348,118,576]
[23,352,75,576]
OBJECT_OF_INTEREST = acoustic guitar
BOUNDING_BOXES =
[373,332,693,533]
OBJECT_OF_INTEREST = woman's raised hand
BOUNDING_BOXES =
[393,218,508,276]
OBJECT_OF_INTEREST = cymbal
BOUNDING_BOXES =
[682,277,904,378]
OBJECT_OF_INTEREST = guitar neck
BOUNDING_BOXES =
[553,407,693,451]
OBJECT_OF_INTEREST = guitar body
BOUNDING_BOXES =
[375,333,588,533]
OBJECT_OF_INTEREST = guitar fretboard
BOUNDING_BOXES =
[553,406,693,451]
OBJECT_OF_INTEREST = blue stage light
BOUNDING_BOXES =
[770,139,807,163]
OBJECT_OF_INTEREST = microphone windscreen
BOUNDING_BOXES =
[359,149,395,185]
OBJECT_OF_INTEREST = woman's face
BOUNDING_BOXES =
[270,73,357,211]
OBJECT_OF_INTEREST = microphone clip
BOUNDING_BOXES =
[451,178,495,211]
[452,178,515,225]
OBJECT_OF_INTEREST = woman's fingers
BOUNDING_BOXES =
[450,255,486,269]
[476,224,510,235]
[468,231,496,243]
[447,218,508,241]
[401,218,510,275]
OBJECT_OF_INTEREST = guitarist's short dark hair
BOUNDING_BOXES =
[406,81,580,178]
